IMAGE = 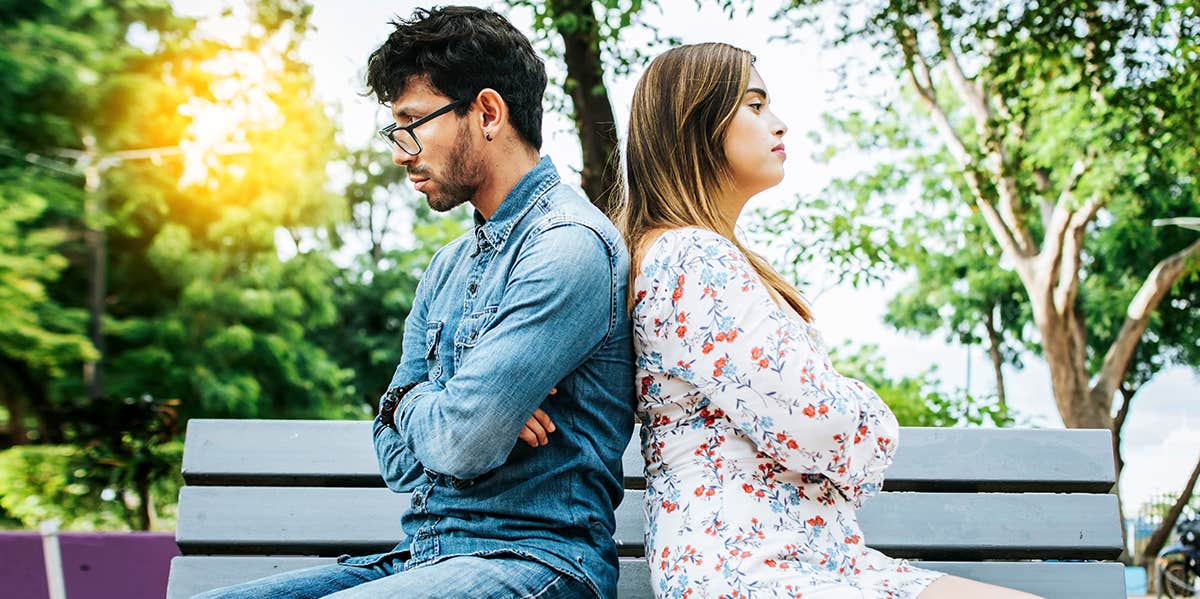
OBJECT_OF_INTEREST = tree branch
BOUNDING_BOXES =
[893,19,1032,281]
[921,0,1035,257]
[1093,237,1200,400]
[1141,453,1200,563]
[1042,155,1094,262]
[1052,194,1102,315]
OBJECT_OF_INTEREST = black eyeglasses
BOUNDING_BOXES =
[378,100,465,156]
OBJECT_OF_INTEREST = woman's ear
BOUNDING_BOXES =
[474,88,507,142]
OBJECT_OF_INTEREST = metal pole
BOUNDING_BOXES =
[39,520,67,599]
[81,132,105,401]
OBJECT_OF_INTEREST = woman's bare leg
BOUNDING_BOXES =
[917,574,1045,599]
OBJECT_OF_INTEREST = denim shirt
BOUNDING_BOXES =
[372,156,635,598]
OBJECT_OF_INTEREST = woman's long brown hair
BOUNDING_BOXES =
[616,42,812,322]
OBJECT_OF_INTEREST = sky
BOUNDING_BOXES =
[171,0,1199,516]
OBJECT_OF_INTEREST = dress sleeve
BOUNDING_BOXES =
[633,229,899,506]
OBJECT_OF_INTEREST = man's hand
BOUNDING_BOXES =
[518,388,558,447]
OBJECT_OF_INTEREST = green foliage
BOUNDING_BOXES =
[0,441,182,531]
[328,149,470,414]
[0,167,97,382]
[831,344,1013,427]
[0,0,359,529]
[769,0,1200,408]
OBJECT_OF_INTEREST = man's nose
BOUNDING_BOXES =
[392,146,416,167]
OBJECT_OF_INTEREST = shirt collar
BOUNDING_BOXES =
[472,156,560,251]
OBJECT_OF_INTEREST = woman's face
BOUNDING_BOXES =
[721,68,787,205]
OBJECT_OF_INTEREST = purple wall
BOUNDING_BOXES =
[0,532,178,599]
[0,532,49,598]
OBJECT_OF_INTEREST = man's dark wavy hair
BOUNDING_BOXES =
[366,6,547,150]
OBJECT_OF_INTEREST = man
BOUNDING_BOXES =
[195,6,634,599]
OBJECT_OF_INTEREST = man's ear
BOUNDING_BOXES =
[474,88,507,142]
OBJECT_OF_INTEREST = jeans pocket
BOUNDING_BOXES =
[336,548,409,573]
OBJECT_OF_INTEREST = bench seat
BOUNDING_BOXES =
[167,419,1125,598]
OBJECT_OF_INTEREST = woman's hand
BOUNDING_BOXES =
[518,388,558,447]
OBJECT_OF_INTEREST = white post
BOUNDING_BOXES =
[39,520,67,599]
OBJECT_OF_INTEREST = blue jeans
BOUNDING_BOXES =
[191,551,594,598]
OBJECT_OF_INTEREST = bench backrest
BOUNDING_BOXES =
[166,420,1126,598]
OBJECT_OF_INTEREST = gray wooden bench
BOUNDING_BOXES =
[166,420,1126,598]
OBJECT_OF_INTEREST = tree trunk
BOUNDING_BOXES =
[82,133,106,402]
[0,383,28,446]
[1113,384,1137,564]
[1,357,60,443]
[1142,454,1200,564]
[134,464,153,531]
[982,304,1007,416]
[1033,306,1110,429]
[546,0,620,217]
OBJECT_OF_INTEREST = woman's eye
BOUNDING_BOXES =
[749,103,764,112]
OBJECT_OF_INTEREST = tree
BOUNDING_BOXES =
[78,0,355,421]
[773,0,1200,431]
[0,0,200,441]
[0,0,352,529]
[0,169,96,445]
[507,0,678,216]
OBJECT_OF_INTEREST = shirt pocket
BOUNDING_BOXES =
[425,321,443,382]
[453,305,499,363]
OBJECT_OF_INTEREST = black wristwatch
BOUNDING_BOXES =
[379,382,418,431]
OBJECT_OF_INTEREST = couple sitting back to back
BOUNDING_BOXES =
[195,6,1040,599]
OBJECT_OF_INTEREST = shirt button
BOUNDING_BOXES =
[467,282,478,294]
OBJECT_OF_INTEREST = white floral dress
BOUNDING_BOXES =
[632,228,944,599]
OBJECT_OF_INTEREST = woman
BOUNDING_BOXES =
[617,42,1041,599]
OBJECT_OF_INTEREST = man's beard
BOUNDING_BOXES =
[423,121,482,213]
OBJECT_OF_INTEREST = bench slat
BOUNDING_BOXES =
[166,556,1126,599]
[175,487,1122,560]
[182,420,1115,493]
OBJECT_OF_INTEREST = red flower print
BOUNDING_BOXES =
[702,342,714,354]
[758,358,770,368]
[676,326,687,338]
[751,347,763,360]
[802,405,816,418]
[672,287,683,301]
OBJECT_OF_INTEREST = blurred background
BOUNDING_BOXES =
[0,0,1196,596]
